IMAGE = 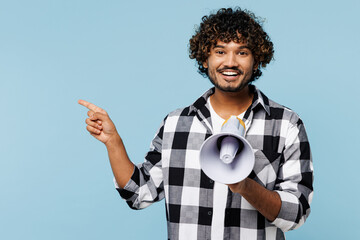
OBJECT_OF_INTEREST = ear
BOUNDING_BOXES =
[202,61,208,69]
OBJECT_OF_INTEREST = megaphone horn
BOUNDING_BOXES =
[199,116,255,184]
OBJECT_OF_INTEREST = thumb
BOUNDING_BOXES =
[90,112,108,121]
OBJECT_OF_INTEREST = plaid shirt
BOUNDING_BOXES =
[117,85,313,240]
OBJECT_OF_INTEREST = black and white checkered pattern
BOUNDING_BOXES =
[117,85,313,240]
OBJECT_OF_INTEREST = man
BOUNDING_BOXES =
[79,8,313,240]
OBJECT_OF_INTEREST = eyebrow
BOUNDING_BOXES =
[213,45,250,50]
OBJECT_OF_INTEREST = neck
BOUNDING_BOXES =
[210,85,254,119]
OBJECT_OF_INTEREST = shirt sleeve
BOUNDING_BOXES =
[271,114,314,232]
[115,118,166,210]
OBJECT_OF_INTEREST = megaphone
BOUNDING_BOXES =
[199,116,255,184]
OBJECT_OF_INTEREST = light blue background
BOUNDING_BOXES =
[1,0,359,239]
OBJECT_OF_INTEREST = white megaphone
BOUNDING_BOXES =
[199,116,255,184]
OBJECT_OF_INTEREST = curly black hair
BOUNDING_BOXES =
[189,7,274,81]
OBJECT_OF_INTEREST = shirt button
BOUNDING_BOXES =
[209,180,214,184]
[208,211,212,216]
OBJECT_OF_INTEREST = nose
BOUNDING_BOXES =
[224,53,238,67]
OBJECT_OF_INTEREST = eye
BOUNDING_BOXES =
[216,50,225,55]
[238,51,248,55]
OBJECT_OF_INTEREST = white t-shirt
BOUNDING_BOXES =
[207,97,244,240]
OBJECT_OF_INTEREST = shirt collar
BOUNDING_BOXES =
[188,85,271,116]
[248,85,271,116]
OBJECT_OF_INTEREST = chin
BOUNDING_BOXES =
[215,82,249,93]
[218,86,242,92]
[209,75,251,93]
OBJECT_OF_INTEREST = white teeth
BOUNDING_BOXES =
[222,71,238,76]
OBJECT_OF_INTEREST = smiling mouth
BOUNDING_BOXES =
[217,68,243,77]
[221,71,239,77]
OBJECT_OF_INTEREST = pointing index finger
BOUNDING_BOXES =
[78,99,106,114]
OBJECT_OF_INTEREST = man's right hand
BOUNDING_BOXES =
[78,100,119,145]
[78,99,134,188]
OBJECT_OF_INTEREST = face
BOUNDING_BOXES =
[203,40,257,92]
